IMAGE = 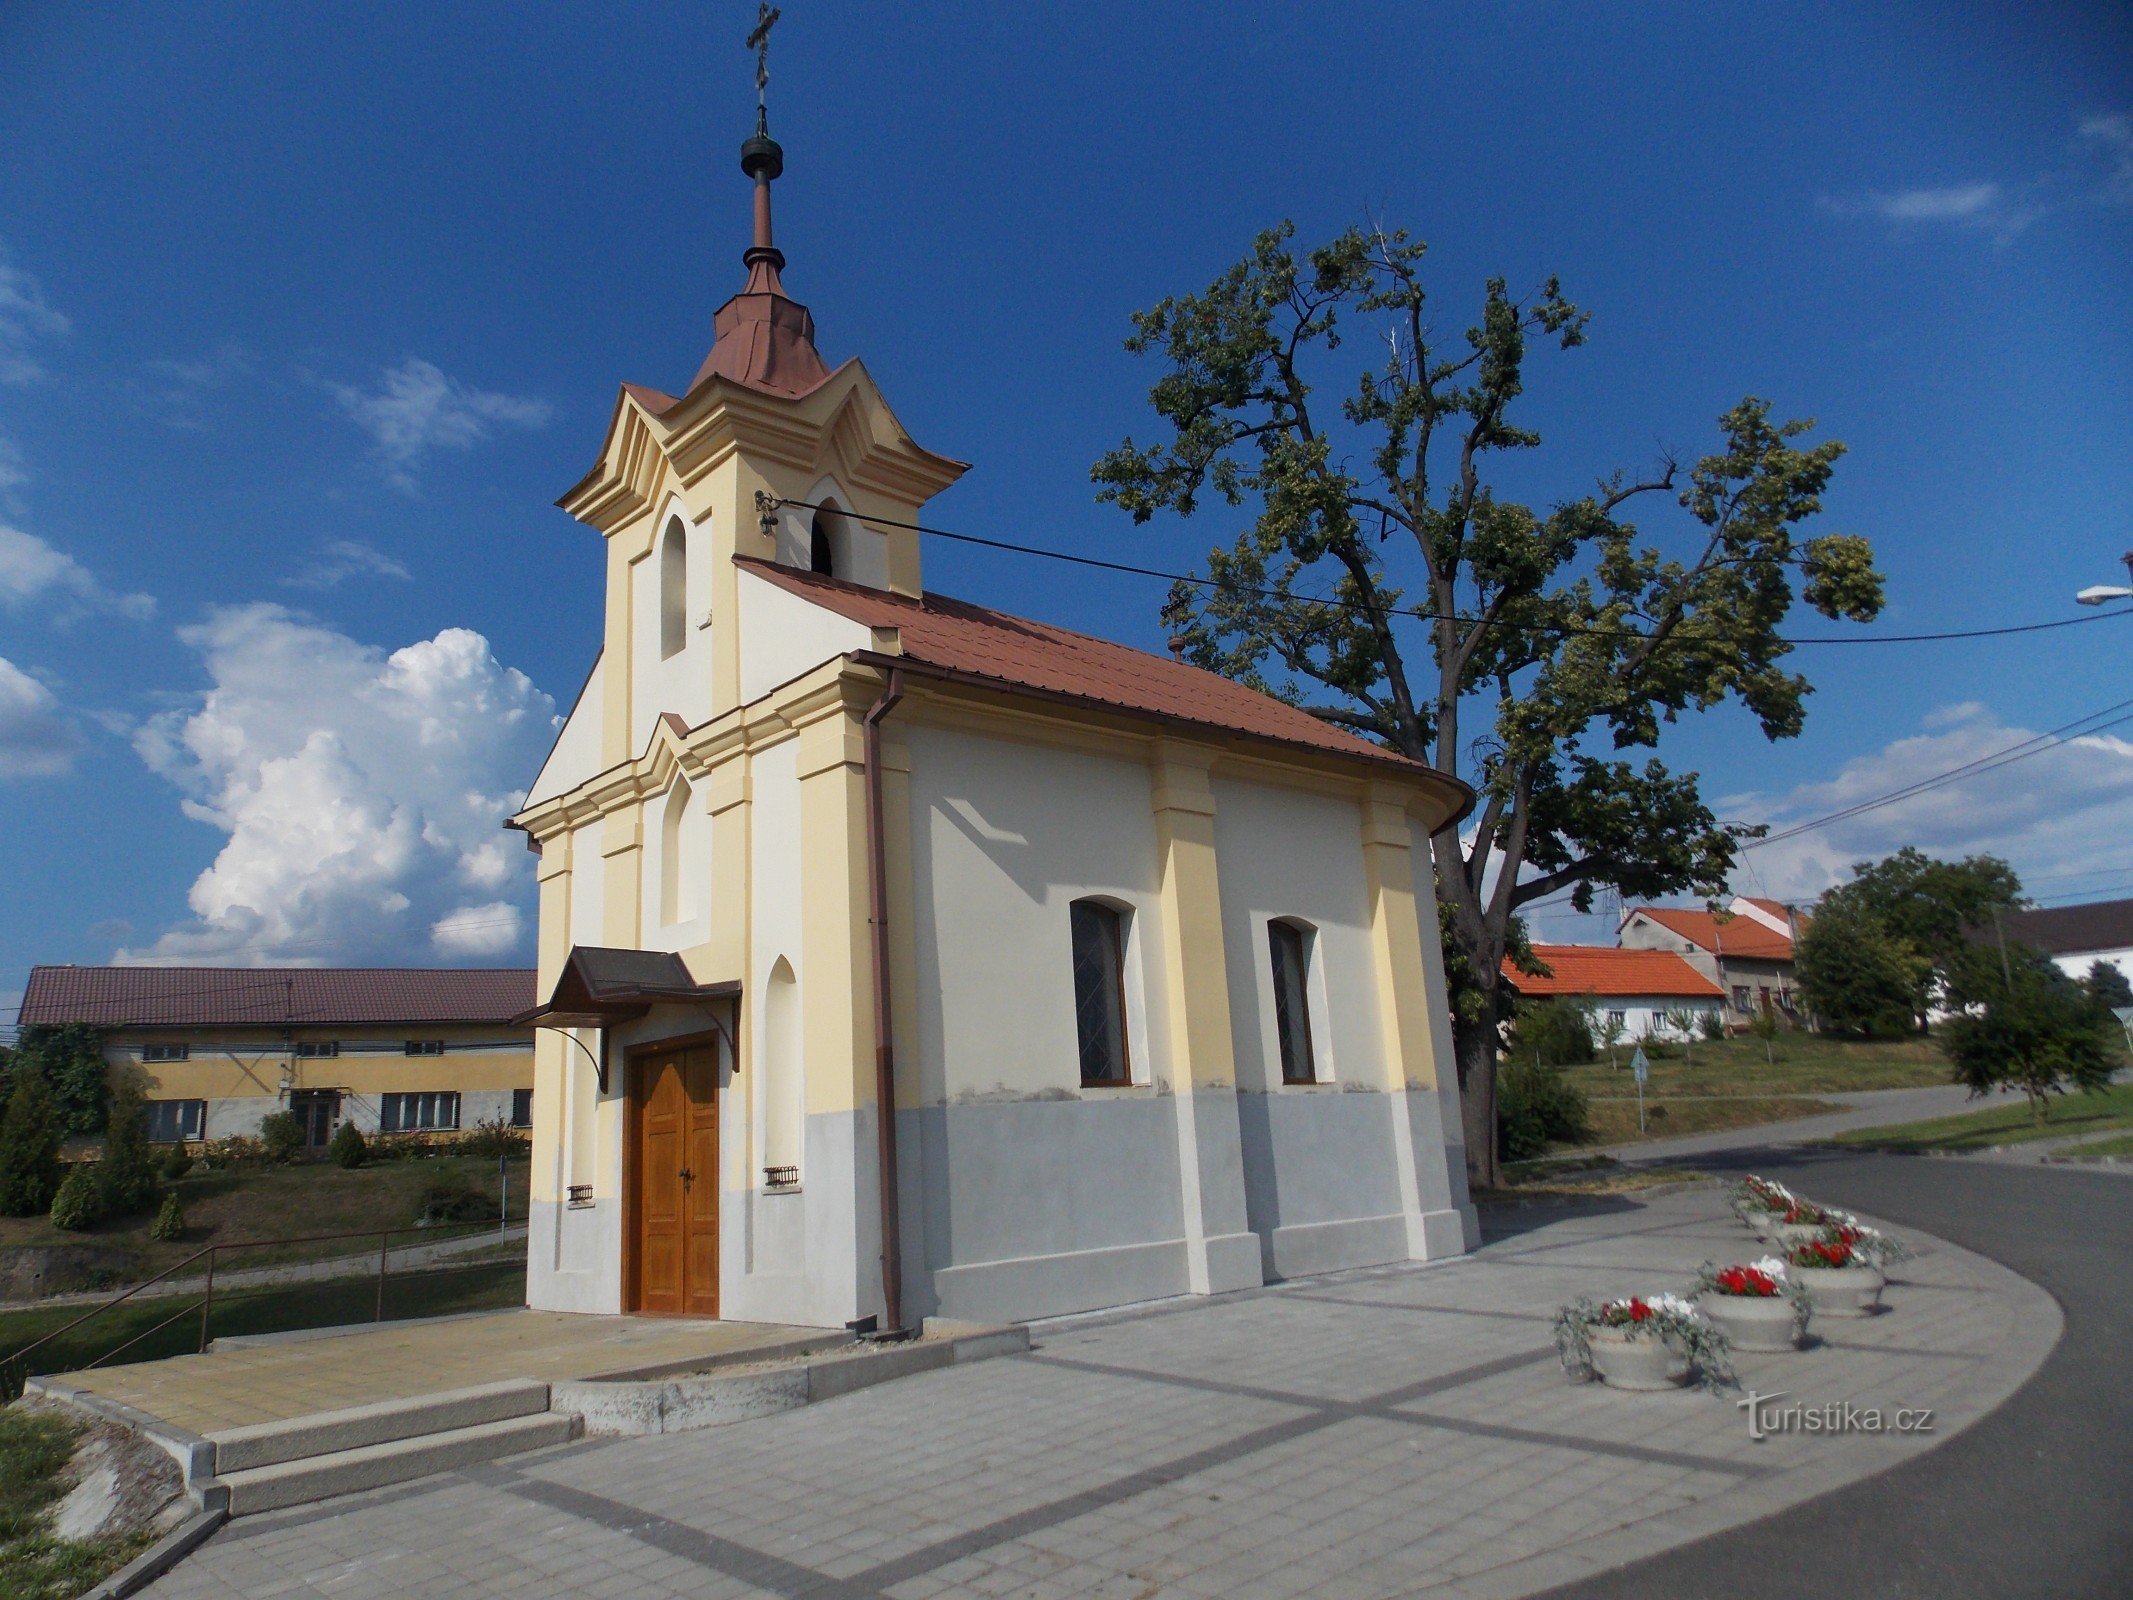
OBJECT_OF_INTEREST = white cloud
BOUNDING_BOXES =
[2078,113,2133,204]
[124,604,557,964]
[1724,703,2133,904]
[1823,110,2133,243]
[0,655,80,778]
[430,901,523,958]
[127,344,253,431]
[0,244,69,386]
[284,539,413,590]
[0,524,155,620]
[1870,183,2003,222]
[327,359,552,492]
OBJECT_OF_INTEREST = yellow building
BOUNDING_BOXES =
[512,103,1476,1330]
[17,966,536,1151]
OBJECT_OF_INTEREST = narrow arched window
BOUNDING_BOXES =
[1268,919,1317,1084]
[659,776,692,925]
[809,510,834,577]
[1070,900,1131,1086]
[763,956,802,1185]
[659,517,687,659]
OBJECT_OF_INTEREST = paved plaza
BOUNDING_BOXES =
[142,1183,2056,1600]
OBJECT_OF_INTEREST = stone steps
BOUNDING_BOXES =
[200,1382,577,1515]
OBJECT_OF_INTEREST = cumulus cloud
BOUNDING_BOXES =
[0,524,154,620]
[0,244,69,386]
[125,604,557,964]
[1724,702,2133,903]
[1822,110,2133,242]
[0,656,79,778]
[327,359,552,491]
[284,539,413,590]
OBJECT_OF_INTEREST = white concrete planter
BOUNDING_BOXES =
[1738,1208,1778,1237]
[1795,1263,1885,1317]
[1586,1327,1690,1391]
[1771,1222,1827,1249]
[1698,1292,1805,1352]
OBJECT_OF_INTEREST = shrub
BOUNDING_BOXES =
[414,1181,499,1226]
[368,1131,444,1162]
[1497,1058,1592,1162]
[0,1065,64,1217]
[1940,945,2119,1121]
[158,1145,195,1182]
[329,1121,369,1169]
[149,1191,186,1242]
[49,1165,107,1231]
[98,1077,161,1217]
[259,1111,305,1164]
[10,1023,113,1136]
[198,1134,267,1170]
[1505,1000,1595,1068]
[461,1119,529,1161]
[1699,1010,1726,1042]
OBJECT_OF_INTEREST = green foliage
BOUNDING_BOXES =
[1506,999,1595,1067]
[1796,896,1922,1039]
[95,1078,159,1218]
[197,1135,268,1170]
[1497,1059,1592,1161]
[258,1112,304,1165]
[1939,945,2120,1119]
[148,1190,186,1243]
[328,1121,369,1169]
[8,1025,112,1138]
[1834,849,2024,1024]
[460,1119,530,1161]
[414,1181,498,1226]
[1699,1010,1727,1042]
[0,1405,151,1600]
[0,1069,63,1219]
[47,1167,104,1232]
[1094,219,1880,1181]
[2083,960,2133,1012]
[157,1146,194,1183]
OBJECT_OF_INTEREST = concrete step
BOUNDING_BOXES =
[214,1411,579,1515]
[206,1379,553,1473]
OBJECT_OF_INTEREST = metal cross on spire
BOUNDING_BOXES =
[747,4,781,109]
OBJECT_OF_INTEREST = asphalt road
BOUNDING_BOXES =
[1541,1150,2133,1600]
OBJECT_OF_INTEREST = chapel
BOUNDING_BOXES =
[510,92,1478,1329]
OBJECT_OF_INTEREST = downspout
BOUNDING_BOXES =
[862,667,907,1332]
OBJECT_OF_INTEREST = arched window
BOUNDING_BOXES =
[1267,919,1317,1084]
[809,510,835,577]
[762,956,801,1185]
[1070,899,1131,1085]
[658,776,693,925]
[659,517,688,659]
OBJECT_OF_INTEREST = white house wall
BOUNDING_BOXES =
[735,566,874,705]
[524,654,606,809]
[2051,946,2133,986]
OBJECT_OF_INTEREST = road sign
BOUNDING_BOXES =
[1631,1047,1649,1084]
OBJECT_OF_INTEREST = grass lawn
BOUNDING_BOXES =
[1477,1156,1712,1203]
[0,1155,530,1291]
[1829,1081,2133,1153]
[1576,1093,1840,1146]
[0,1407,150,1600]
[1565,1032,1952,1100]
[0,1259,526,1385]
[2054,1131,2133,1161]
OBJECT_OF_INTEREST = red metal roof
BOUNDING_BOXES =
[1504,946,1724,999]
[739,558,1466,791]
[1625,906,1797,960]
[18,967,536,1029]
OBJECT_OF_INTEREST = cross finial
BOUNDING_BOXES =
[747,4,781,109]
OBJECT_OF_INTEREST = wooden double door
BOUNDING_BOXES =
[630,1043,720,1316]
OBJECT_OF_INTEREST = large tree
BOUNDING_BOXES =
[1095,223,1883,1185]
[1834,847,2023,1029]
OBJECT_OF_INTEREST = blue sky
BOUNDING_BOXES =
[2,0,2130,1005]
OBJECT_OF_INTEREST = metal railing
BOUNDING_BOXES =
[0,1216,522,1401]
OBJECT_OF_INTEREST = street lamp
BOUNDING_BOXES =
[2077,551,2133,606]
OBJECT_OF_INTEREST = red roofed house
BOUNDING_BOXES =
[16,966,536,1150]
[504,104,1477,1332]
[1617,896,1809,1029]
[1501,946,1725,1045]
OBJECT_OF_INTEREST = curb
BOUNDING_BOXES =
[79,1506,228,1600]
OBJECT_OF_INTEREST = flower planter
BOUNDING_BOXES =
[1737,1207,1778,1237]
[1586,1326,1692,1391]
[1771,1221,1827,1249]
[1794,1263,1884,1317]
[1698,1292,1805,1352]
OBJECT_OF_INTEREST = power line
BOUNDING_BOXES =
[1742,698,2133,850]
[777,498,2133,648]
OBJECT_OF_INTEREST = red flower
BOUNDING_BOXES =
[1628,1299,1652,1322]
[1714,1265,1781,1297]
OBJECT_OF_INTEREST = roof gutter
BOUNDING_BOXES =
[862,666,908,1333]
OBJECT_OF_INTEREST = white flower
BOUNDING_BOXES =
[1751,1256,1788,1280]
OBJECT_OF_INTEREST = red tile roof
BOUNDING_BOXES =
[739,558,1466,794]
[18,967,536,1029]
[1504,947,1724,999]
[1624,907,1798,960]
